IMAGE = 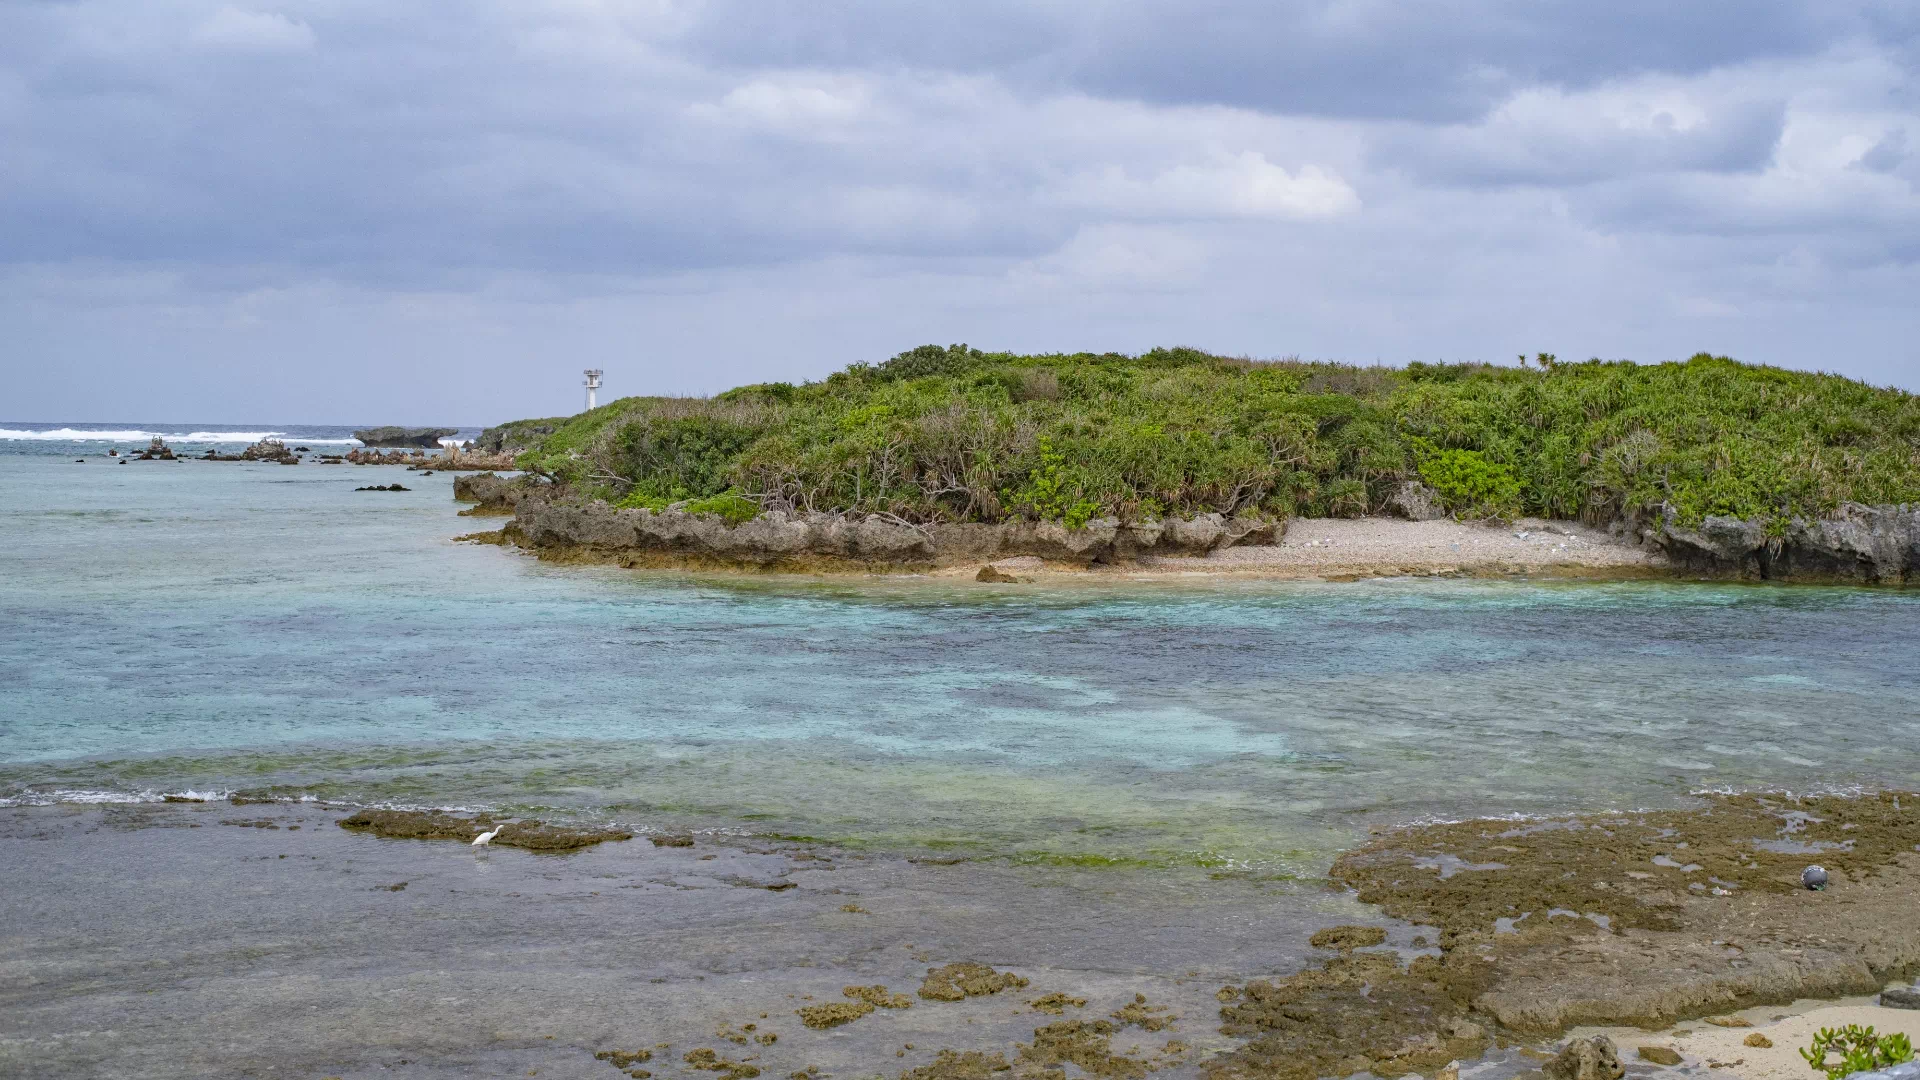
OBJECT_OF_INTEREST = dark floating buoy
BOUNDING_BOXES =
[1803,865,1829,891]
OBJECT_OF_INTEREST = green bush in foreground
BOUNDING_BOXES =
[513,346,1920,528]
[1801,1025,1913,1080]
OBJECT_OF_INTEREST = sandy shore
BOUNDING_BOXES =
[1571,996,1920,1080]
[954,517,1667,580]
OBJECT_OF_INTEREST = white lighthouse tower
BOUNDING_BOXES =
[583,369,604,411]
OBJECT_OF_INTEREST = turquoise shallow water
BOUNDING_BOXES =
[3,450,1919,873]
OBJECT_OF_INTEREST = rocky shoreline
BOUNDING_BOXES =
[454,473,1918,584]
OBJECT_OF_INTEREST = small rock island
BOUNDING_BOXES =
[353,426,460,448]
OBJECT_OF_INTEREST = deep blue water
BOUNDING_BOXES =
[3,444,1918,873]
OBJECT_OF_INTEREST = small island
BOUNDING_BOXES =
[463,347,1920,584]
[354,425,460,448]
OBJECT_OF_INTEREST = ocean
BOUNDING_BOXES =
[4,427,1918,867]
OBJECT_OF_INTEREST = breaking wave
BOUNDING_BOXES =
[0,428,361,445]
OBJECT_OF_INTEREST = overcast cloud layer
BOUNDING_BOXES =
[3,1,1917,423]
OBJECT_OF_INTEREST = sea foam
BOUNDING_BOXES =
[0,428,362,444]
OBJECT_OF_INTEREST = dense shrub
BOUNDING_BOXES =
[516,348,1920,528]
[1419,449,1523,517]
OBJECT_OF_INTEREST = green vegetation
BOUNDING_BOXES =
[1801,1025,1914,1080]
[513,346,1920,528]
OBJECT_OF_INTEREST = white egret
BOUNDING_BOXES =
[472,824,505,847]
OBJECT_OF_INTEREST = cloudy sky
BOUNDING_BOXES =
[4,1,1918,423]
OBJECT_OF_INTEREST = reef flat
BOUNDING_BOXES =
[5,793,1917,1080]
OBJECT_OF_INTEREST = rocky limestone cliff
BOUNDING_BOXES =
[453,472,530,512]
[473,421,556,454]
[354,426,459,449]
[1652,503,1920,584]
[456,473,1917,582]
[504,493,1278,568]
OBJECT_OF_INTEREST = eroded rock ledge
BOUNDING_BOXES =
[1650,503,1920,583]
[476,482,1277,569]
[454,473,1919,581]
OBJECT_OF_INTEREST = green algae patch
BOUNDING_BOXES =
[1111,994,1175,1032]
[918,963,1030,1002]
[1017,1020,1148,1080]
[1030,992,1087,1015]
[900,1050,1012,1080]
[684,1048,761,1080]
[1308,925,1388,952]
[797,1000,873,1029]
[845,985,914,1009]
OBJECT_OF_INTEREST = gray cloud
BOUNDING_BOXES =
[0,0,1916,421]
